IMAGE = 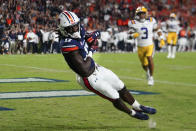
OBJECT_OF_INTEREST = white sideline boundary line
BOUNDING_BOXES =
[0,90,156,100]
[1,64,196,87]
[120,76,196,87]
[0,64,71,73]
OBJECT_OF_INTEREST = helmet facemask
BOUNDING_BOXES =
[59,22,81,39]
[136,12,147,22]
[135,6,148,22]
[58,11,81,39]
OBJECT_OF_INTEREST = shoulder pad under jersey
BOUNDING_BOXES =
[128,20,136,28]
[148,17,155,22]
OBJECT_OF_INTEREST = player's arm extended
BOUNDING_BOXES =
[63,50,95,77]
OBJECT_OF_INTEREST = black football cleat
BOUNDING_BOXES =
[132,111,149,120]
[140,105,157,114]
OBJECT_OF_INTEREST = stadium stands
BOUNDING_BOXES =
[0,0,196,54]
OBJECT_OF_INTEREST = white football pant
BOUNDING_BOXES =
[76,65,124,101]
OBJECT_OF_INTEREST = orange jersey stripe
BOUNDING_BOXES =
[87,37,94,43]
[64,11,74,23]
[61,46,79,52]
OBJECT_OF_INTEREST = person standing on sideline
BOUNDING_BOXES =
[166,13,180,58]
[9,30,17,54]
[26,29,38,54]
[178,27,187,52]
[57,11,156,120]
[49,29,60,53]
[40,26,50,54]
[16,29,24,54]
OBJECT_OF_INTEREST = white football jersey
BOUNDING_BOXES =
[128,17,157,47]
[166,19,180,33]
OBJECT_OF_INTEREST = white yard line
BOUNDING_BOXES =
[1,64,196,87]
[0,64,71,73]
[0,90,94,99]
[102,59,196,69]
[120,76,196,87]
[0,90,153,99]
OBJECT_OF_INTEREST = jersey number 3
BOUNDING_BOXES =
[141,27,148,39]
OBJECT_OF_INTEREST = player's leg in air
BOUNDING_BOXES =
[77,65,156,120]
[113,87,156,120]
[138,45,154,86]
[118,87,156,115]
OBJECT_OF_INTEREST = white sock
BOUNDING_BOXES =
[130,109,136,116]
[147,68,150,75]
[167,45,171,56]
[150,76,153,80]
[146,68,150,79]
[172,46,176,56]
[132,100,141,110]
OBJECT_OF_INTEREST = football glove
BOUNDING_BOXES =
[85,31,100,46]
[159,39,165,48]
[87,48,97,58]
[128,32,140,39]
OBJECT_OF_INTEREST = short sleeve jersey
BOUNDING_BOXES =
[60,26,90,58]
[60,26,95,74]
[128,17,157,47]
[166,19,180,33]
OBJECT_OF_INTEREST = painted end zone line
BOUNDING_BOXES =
[0,90,158,100]
[120,76,196,87]
[0,77,68,83]
[0,107,14,111]
[1,64,195,87]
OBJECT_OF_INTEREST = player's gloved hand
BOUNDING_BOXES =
[128,32,140,39]
[86,31,100,45]
[131,32,140,38]
[159,39,165,48]
[87,47,97,58]
[87,50,93,58]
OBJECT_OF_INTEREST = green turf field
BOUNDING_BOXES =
[0,52,196,131]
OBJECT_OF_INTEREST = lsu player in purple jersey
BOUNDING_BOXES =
[57,11,156,120]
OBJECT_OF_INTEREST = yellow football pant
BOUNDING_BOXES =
[167,32,178,45]
[137,44,154,66]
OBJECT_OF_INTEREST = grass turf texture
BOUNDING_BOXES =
[0,52,196,131]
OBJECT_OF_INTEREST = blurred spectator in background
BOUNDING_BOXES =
[189,28,196,51]
[26,28,38,54]
[49,28,60,53]
[0,0,195,55]
[16,28,24,54]
[40,26,50,54]
[1,31,10,54]
[9,30,17,54]
[100,29,111,52]
[166,13,180,59]
[178,27,188,52]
